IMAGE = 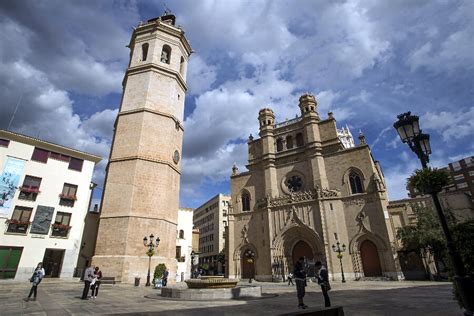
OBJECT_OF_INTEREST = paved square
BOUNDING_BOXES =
[0,279,461,315]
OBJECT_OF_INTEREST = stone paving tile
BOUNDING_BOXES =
[0,280,461,316]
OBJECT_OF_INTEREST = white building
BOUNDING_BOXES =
[193,194,231,275]
[0,130,101,280]
[176,207,194,281]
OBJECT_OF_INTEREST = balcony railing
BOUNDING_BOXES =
[59,193,77,200]
[51,224,71,238]
[19,186,41,194]
[6,219,30,234]
[177,256,186,262]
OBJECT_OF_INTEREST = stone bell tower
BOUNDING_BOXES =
[93,13,192,283]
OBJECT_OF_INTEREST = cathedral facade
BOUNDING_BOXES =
[228,94,398,281]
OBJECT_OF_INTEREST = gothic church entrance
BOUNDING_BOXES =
[292,240,314,264]
[360,240,382,277]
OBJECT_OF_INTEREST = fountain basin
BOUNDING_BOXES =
[185,276,239,289]
[161,285,262,300]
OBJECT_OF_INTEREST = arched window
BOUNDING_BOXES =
[180,56,185,75]
[296,133,304,147]
[141,43,149,61]
[276,138,283,152]
[286,135,293,149]
[161,45,171,64]
[241,192,251,212]
[179,229,184,239]
[349,172,364,194]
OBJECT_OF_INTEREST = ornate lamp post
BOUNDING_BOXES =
[244,249,256,283]
[332,241,346,283]
[394,112,474,314]
[143,234,160,287]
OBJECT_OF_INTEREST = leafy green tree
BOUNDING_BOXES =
[396,205,447,277]
[153,263,167,281]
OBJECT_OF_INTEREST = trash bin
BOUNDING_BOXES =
[134,277,140,287]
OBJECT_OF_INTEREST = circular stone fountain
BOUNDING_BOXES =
[160,276,262,300]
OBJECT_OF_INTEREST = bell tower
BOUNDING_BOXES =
[93,13,192,283]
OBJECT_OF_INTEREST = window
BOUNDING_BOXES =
[68,158,83,172]
[142,43,149,61]
[51,212,71,237]
[296,133,304,147]
[176,246,181,259]
[451,161,461,171]
[179,229,184,239]
[241,192,251,212]
[19,175,42,201]
[50,152,70,162]
[276,138,283,152]
[285,175,303,192]
[0,139,9,148]
[7,206,32,234]
[469,171,474,177]
[31,147,49,163]
[180,56,185,75]
[59,183,78,207]
[349,172,364,194]
[457,182,468,189]
[453,174,464,181]
[161,45,171,64]
[286,135,293,149]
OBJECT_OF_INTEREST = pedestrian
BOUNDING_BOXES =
[24,262,44,301]
[82,264,94,300]
[90,266,102,299]
[294,257,308,309]
[287,272,294,286]
[162,269,169,287]
[315,261,331,307]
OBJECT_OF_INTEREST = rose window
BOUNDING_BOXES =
[285,175,303,192]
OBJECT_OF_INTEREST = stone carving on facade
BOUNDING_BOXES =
[318,188,340,199]
[241,224,249,244]
[356,210,370,232]
[256,190,319,209]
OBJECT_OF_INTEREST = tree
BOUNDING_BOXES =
[396,205,447,277]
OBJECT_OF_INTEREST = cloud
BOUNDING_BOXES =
[187,55,218,95]
[422,107,474,142]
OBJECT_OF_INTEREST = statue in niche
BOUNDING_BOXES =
[241,225,249,244]
[161,50,169,63]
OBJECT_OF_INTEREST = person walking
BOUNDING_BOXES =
[162,269,169,287]
[315,261,331,307]
[287,272,294,286]
[294,257,308,309]
[82,265,94,300]
[24,262,44,301]
[90,266,102,299]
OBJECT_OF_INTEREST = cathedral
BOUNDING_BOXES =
[228,94,398,281]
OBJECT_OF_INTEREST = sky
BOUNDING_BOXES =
[0,0,472,209]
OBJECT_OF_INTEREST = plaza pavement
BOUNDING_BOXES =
[0,278,462,315]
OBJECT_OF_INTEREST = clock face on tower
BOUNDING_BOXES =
[173,150,180,164]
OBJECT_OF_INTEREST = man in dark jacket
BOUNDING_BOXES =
[315,261,331,307]
[294,257,308,309]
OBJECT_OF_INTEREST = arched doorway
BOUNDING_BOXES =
[360,240,382,277]
[241,249,255,279]
[292,240,314,264]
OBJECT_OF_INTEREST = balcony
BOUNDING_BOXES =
[6,219,30,234]
[51,224,71,238]
[177,256,186,262]
[18,186,40,201]
[59,193,77,207]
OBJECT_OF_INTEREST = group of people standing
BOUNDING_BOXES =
[292,257,331,310]
[81,265,102,300]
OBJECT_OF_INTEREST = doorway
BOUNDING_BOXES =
[0,246,23,279]
[42,249,65,278]
[292,240,314,264]
[360,240,382,277]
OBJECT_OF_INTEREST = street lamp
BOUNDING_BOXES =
[143,234,160,287]
[332,241,346,283]
[394,112,474,314]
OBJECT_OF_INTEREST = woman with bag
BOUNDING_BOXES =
[315,261,331,307]
[24,262,44,301]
